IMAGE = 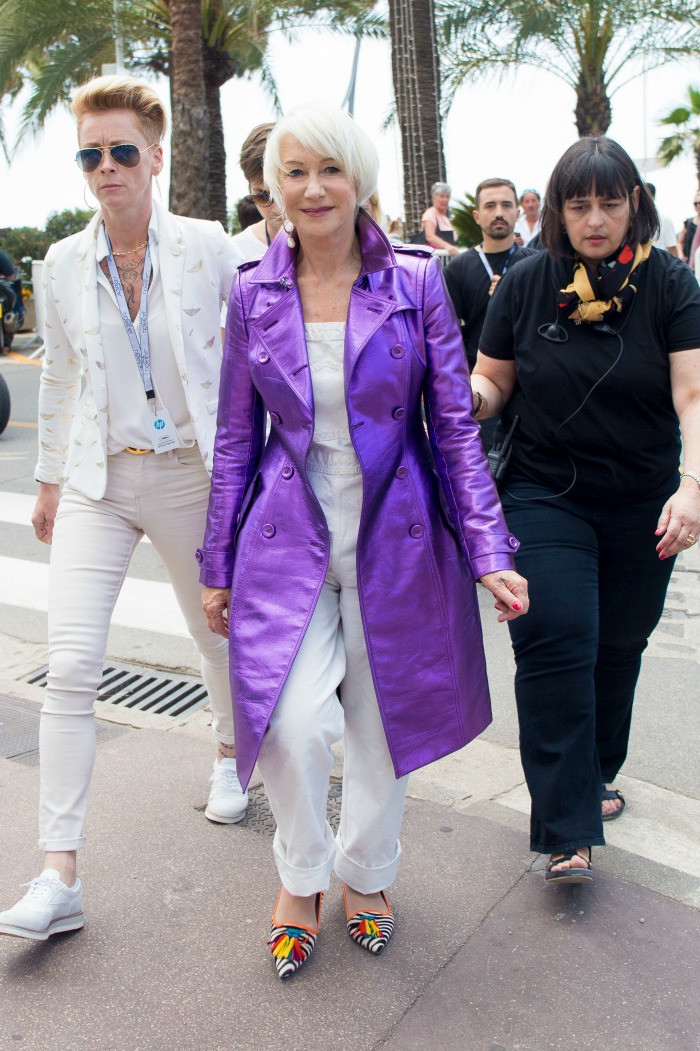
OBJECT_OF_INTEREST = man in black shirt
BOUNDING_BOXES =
[445,178,536,372]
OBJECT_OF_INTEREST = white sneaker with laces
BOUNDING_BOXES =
[0,869,84,941]
[205,757,248,824]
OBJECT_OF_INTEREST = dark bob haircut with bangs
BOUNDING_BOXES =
[540,137,659,259]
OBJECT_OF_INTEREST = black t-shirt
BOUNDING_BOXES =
[445,245,536,369]
[479,248,700,500]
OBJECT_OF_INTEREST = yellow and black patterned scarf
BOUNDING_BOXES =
[557,242,652,325]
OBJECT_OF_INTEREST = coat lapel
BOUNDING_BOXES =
[153,202,188,381]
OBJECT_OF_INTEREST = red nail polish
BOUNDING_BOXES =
[513,601,522,611]
[659,554,666,560]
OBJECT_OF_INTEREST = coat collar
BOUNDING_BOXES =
[247,211,402,410]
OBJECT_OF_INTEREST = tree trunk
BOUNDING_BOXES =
[388,0,447,238]
[169,0,209,217]
[695,144,700,190]
[203,46,237,229]
[574,72,612,137]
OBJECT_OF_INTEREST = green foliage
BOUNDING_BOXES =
[450,194,481,247]
[438,0,700,134]
[44,208,95,243]
[657,84,700,179]
[0,225,50,267]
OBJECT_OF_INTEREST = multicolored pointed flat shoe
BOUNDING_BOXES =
[342,883,395,955]
[267,890,322,980]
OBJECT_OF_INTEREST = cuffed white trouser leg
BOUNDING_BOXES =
[334,583,408,894]
[39,449,233,851]
[256,454,408,897]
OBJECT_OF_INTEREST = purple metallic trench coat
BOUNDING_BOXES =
[197,212,519,790]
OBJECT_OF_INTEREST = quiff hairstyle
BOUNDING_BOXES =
[71,75,167,143]
[474,178,517,209]
[540,137,659,259]
[239,123,275,185]
[264,103,378,211]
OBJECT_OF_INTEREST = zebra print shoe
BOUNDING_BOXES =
[342,884,395,955]
[267,891,322,980]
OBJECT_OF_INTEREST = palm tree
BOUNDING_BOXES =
[388,0,447,237]
[169,0,209,218]
[658,85,700,188]
[438,0,700,137]
[0,0,382,225]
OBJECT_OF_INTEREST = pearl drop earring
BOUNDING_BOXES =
[283,218,296,249]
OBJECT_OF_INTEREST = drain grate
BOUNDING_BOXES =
[0,694,127,765]
[196,781,342,837]
[25,661,210,718]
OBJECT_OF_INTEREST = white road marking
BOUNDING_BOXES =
[0,555,188,637]
[0,491,150,543]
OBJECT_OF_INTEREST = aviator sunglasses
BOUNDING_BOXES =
[246,189,274,205]
[75,142,157,173]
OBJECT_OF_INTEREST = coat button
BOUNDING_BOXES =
[258,351,270,363]
[390,344,405,358]
[270,412,281,425]
[281,465,294,479]
[262,523,276,538]
[395,466,408,479]
[508,536,519,549]
[409,524,424,538]
[195,549,203,564]
[392,407,406,420]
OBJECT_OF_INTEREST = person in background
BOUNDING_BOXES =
[445,177,536,450]
[680,191,700,263]
[230,123,283,265]
[199,103,528,979]
[513,189,541,246]
[471,136,700,885]
[0,75,244,942]
[421,181,459,257]
[236,196,263,232]
[647,183,678,256]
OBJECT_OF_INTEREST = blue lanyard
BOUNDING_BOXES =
[105,232,155,400]
[475,243,516,281]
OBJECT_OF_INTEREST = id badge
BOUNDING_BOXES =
[141,407,182,454]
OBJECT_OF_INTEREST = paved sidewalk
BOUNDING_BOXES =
[0,530,698,1049]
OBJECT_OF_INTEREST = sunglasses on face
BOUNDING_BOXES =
[694,201,700,207]
[246,189,274,205]
[75,142,157,173]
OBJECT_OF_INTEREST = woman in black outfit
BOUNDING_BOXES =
[471,137,700,884]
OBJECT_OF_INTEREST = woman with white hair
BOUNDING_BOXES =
[199,104,528,978]
[421,181,459,257]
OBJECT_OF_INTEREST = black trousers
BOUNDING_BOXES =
[501,480,675,854]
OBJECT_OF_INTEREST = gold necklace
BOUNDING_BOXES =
[112,240,148,257]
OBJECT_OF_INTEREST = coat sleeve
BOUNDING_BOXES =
[196,271,266,587]
[421,255,519,579]
[34,243,81,486]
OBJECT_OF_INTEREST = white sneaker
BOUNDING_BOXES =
[0,869,84,941]
[204,758,248,824]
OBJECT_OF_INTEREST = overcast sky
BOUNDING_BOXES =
[0,30,697,236]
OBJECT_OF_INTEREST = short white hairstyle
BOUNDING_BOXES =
[263,103,379,212]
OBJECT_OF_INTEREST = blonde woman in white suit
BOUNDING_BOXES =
[0,76,244,941]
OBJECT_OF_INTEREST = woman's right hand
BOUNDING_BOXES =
[202,586,232,637]
[32,483,60,545]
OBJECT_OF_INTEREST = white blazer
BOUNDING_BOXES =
[36,199,239,500]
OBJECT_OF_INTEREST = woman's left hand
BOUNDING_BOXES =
[479,570,530,622]
[655,483,700,558]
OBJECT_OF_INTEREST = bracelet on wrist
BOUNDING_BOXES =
[473,390,488,421]
[679,468,700,490]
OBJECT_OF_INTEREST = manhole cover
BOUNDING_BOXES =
[26,661,209,718]
[196,780,343,837]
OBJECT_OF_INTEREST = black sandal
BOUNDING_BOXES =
[545,848,593,884]
[602,785,625,821]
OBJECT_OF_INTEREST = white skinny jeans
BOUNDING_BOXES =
[256,450,409,897]
[39,447,232,851]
